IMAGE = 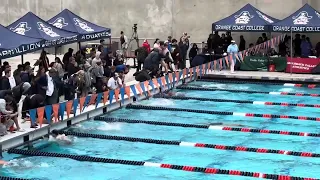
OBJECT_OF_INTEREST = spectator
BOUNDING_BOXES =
[144,48,168,77]
[162,41,174,72]
[189,44,199,67]
[46,69,61,105]
[12,82,31,103]
[107,73,122,90]
[52,57,65,79]
[0,68,11,90]
[115,64,130,74]
[239,35,246,51]
[120,31,128,53]
[262,33,268,42]
[179,37,188,69]
[171,39,181,70]
[301,35,312,58]
[67,57,80,78]
[20,65,34,83]
[142,39,151,53]
[0,95,21,131]
[153,38,160,49]
[21,94,45,127]
[35,51,50,71]
[13,64,23,85]
[135,46,149,71]
[34,66,48,98]
[62,48,73,71]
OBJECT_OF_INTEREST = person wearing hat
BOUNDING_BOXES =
[227,40,239,74]
[107,73,122,90]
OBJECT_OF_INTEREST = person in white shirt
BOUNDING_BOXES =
[107,73,123,90]
[120,31,128,56]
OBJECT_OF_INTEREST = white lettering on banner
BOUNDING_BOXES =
[43,35,78,47]
[0,42,42,58]
[273,26,320,32]
[287,61,317,70]
[215,25,264,31]
[80,31,111,40]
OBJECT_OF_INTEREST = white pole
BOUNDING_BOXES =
[290,28,293,75]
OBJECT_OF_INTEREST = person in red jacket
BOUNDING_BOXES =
[142,39,151,53]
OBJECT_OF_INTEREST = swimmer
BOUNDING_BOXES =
[205,122,254,128]
[162,91,185,97]
[50,130,73,145]
[0,160,8,165]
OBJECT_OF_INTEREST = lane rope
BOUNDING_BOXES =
[153,95,320,108]
[0,177,31,180]
[197,79,318,89]
[8,149,317,180]
[94,117,320,138]
[126,104,320,121]
[176,86,320,97]
[56,130,320,158]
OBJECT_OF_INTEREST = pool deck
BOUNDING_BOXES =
[204,71,320,82]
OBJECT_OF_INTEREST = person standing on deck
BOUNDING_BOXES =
[227,40,239,74]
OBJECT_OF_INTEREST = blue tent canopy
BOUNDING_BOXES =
[271,4,320,32]
[212,4,278,32]
[48,9,111,42]
[0,24,43,59]
[7,12,78,47]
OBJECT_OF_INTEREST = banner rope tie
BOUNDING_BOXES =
[153,95,320,108]
[176,86,320,97]
[197,79,318,88]
[93,117,320,138]
[125,104,320,121]
[7,149,317,180]
[54,130,320,158]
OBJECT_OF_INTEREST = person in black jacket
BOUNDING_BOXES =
[135,46,148,71]
[189,44,198,67]
[12,82,31,103]
[62,48,73,71]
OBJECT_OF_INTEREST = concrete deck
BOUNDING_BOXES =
[204,70,320,83]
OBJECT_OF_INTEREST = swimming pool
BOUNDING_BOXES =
[1,79,320,180]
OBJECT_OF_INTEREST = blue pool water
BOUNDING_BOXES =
[1,80,320,179]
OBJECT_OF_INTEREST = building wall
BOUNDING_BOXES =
[0,0,318,46]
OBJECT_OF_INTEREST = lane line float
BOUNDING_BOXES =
[153,95,320,108]
[126,104,320,121]
[56,130,320,158]
[176,86,320,97]
[94,117,320,138]
[8,149,318,180]
[197,79,318,89]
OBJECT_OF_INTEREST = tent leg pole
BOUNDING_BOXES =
[55,47,57,58]
[290,30,293,75]
[21,55,24,64]
[78,42,81,50]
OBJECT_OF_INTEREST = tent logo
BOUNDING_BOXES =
[73,18,94,32]
[235,11,254,24]
[293,11,312,25]
[10,22,31,35]
[37,22,60,37]
[50,17,68,29]
[256,11,274,23]
[315,11,320,18]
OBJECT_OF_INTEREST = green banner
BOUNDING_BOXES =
[240,56,287,71]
